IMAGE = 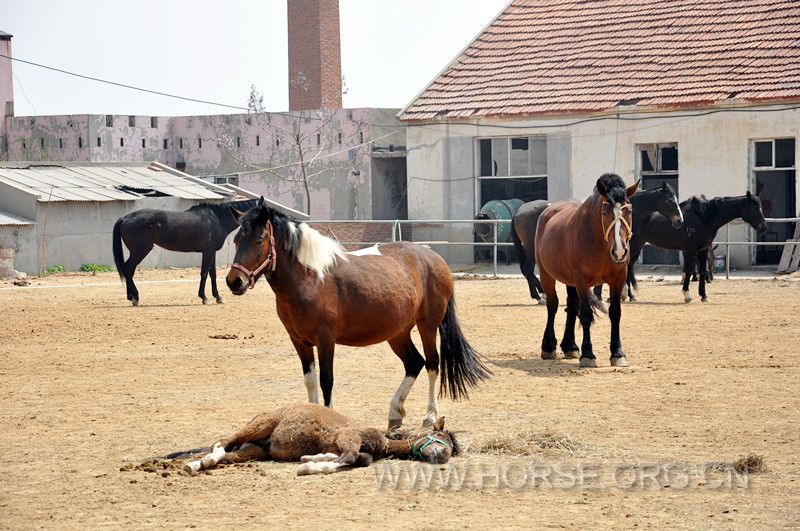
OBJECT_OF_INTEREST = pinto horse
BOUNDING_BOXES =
[536,174,639,368]
[112,199,257,305]
[225,199,490,429]
[158,403,460,476]
[513,182,683,303]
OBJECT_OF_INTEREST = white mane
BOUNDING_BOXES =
[296,223,348,279]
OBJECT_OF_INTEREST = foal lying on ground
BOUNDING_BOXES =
[161,403,460,476]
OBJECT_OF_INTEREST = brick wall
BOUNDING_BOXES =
[287,0,342,110]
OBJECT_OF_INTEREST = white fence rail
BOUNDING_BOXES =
[310,217,800,278]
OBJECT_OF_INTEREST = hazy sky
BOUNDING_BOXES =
[1,0,509,117]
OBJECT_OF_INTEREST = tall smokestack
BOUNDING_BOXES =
[0,31,13,159]
[287,0,342,110]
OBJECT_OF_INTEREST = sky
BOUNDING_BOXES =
[1,0,509,117]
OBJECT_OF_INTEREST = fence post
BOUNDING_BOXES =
[726,223,731,280]
[493,222,498,278]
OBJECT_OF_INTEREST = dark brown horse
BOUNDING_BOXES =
[225,199,490,429]
[160,403,460,476]
[536,174,639,368]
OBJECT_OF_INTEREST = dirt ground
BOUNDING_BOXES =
[1,269,799,529]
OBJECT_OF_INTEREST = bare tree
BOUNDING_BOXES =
[213,79,367,216]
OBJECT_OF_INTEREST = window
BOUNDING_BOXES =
[198,138,202,149]
[40,138,45,149]
[59,138,63,149]
[316,133,321,146]
[358,132,364,144]
[179,138,183,149]
[78,137,83,148]
[150,116,158,128]
[97,137,101,147]
[236,137,240,148]
[128,116,136,127]
[214,175,240,187]
[752,138,796,265]
[106,115,113,127]
[141,138,146,149]
[476,136,548,209]
[338,132,342,145]
[163,138,168,149]
[754,139,796,169]
[637,142,680,265]
[256,135,260,146]
[22,139,26,150]
[120,138,124,147]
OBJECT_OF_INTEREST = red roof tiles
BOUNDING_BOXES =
[399,0,800,121]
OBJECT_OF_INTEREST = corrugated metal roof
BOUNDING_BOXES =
[400,0,800,120]
[0,163,227,202]
[0,210,34,226]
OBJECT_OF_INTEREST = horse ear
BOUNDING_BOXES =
[230,207,244,224]
[746,190,754,200]
[257,196,265,207]
[433,416,445,431]
[661,181,667,190]
[626,179,641,198]
[596,178,609,194]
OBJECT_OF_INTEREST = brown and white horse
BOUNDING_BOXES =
[535,174,639,368]
[225,199,490,429]
[161,403,460,475]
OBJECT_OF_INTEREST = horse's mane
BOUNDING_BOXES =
[595,173,627,203]
[683,195,723,221]
[189,198,258,217]
[240,206,347,279]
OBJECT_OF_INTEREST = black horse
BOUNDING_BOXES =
[112,199,258,306]
[511,182,683,303]
[629,192,767,303]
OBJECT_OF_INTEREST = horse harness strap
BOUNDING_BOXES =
[231,220,277,289]
[410,434,451,460]
[601,201,633,243]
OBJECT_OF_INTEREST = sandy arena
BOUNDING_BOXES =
[1,270,799,528]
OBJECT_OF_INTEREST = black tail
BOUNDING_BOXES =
[112,218,125,281]
[627,260,638,293]
[162,447,212,460]
[586,288,608,319]
[510,218,526,275]
[439,295,491,400]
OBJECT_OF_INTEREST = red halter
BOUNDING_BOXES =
[230,220,277,289]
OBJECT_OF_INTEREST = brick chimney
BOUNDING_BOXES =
[287,0,342,110]
[0,31,13,159]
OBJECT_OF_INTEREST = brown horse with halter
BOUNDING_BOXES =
[225,199,490,430]
[160,403,460,476]
[535,174,639,368]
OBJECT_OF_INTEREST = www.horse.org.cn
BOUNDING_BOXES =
[371,460,752,491]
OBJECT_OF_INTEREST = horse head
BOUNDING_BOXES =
[226,197,280,294]
[391,416,461,464]
[596,174,639,264]
[742,190,768,235]
[656,181,684,229]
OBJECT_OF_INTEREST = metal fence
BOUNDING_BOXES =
[310,217,800,278]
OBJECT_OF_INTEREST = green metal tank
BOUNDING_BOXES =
[474,198,524,242]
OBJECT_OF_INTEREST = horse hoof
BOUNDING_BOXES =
[537,298,547,306]
[628,296,637,303]
[683,291,692,303]
[183,461,202,475]
[131,298,139,307]
[216,298,224,304]
[701,296,708,302]
[540,350,558,360]
[579,357,597,368]
[562,350,580,359]
[610,356,629,367]
[387,418,402,431]
[202,299,212,305]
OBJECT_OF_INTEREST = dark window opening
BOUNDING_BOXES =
[105,115,113,127]
[97,137,101,147]
[775,138,796,168]
[338,132,342,145]
[150,116,158,128]
[141,138,146,149]
[78,137,83,149]
[316,133,321,146]
[256,135,260,146]
[198,138,202,149]
[661,146,679,171]
[236,137,240,148]
[163,138,168,149]
[128,116,136,127]
[22,139,26,150]
[179,138,183,149]
[59,138,63,149]
[755,141,772,167]
[40,138,45,149]
[214,175,240,187]
[116,185,170,197]
[358,132,364,144]
[120,138,124,147]
[640,149,655,172]
[479,139,492,176]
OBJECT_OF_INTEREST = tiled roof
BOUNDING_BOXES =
[400,0,800,120]
[0,163,229,202]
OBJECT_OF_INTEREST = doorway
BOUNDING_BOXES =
[637,143,680,265]
[753,138,796,264]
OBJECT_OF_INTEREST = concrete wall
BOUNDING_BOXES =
[405,104,800,266]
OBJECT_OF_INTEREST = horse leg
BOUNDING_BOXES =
[386,332,424,430]
[560,286,580,359]
[209,251,223,304]
[697,249,709,302]
[184,412,278,474]
[291,337,319,404]
[297,429,367,475]
[198,251,212,305]
[317,336,336,408]
[521,250,545,305]
[539,270,559,359]
[608,281,628,367]
[578,290,596,368]
[122,242,153,306]
[417,325,442,429]
[681,250,693,303]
